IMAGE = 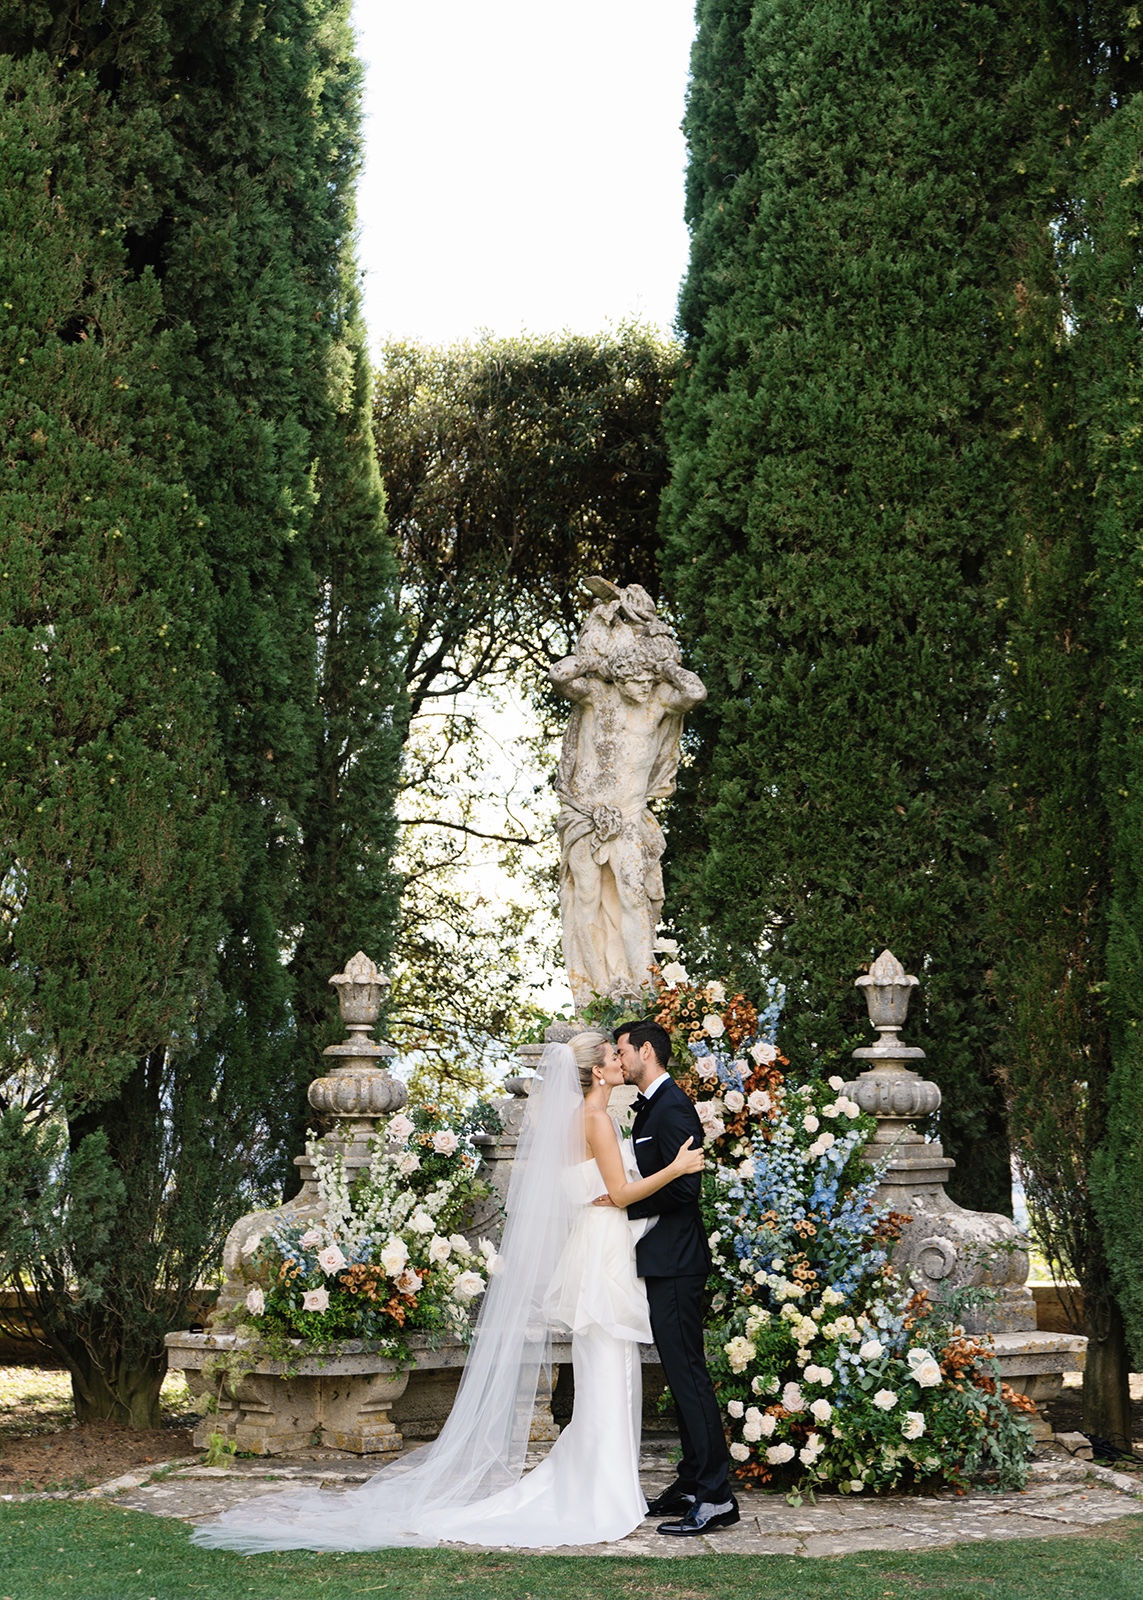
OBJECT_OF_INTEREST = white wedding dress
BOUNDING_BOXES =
[192,1052,653,1555]
[432,1148,652,1547]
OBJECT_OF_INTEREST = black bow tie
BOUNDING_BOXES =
[633,1094,648,1110]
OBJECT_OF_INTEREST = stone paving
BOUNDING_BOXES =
[80,1437,1143,1559]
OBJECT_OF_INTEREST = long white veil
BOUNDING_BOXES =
[192,1042,582,1552]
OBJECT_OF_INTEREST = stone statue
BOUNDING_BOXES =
[550,577,706,1009]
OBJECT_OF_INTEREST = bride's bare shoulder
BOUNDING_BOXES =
[583,1106,619,1145]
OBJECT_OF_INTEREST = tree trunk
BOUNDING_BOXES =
[1083,1291,1133,1452]
[69,1348,168,1431]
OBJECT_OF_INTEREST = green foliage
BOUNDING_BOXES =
[373,331,678,1091]
[661,0,1044,1210]
[1071,95,1143,1370]
[0,50,223,1110]
[375,329,677,717]
[0,3,405,1423]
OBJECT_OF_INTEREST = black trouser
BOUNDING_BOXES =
[645,1274,730,1503]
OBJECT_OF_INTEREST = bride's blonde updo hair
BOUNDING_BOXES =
[567,1030,612,1095]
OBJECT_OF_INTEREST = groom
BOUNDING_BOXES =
[615,1019,739,1537]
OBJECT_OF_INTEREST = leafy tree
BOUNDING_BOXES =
[660,0,1041,1211]
[373,331,677,1085]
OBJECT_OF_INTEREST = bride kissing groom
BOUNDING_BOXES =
[194,1022,737,1553]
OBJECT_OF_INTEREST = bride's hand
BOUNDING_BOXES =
[670,1135,705,1175]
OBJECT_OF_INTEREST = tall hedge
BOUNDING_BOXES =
[1067,95,1143,1435]
[660,0,1044,1211]
[0,1,404,1424]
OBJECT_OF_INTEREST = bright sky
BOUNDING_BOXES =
[351,0,696,348]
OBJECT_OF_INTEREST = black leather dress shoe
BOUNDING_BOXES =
[657,1496,740,1537]
[645,1483,696,1517]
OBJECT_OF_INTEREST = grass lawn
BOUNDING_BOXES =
[1,1501,1141,1600]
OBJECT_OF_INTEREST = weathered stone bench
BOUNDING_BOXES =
[166,1329,669,1458]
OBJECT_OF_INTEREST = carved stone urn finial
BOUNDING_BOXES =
[308,952,406,1131]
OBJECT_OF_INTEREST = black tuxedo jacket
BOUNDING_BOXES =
[626,1076,712,1279]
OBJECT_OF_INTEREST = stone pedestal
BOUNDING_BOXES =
[989,1331,1089,1443]
[209,953,408,1321]
[168,1333,411,1457]
[843,951,1085,1435]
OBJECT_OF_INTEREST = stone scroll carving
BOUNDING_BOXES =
[550,578,706,1009]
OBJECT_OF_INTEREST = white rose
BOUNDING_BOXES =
[849,1480,865,1493]
[742,1420,763,1442]
[727,1400,744,1419]
[429,1235,452,1265]
[431,1129,460,1156]
[454,1270,486,1300]
[822,1102,840,1118]
[660,962,688,986]
[873,1389,899,1411]
[653,937,680,956]
[807,1139,826,1158]
[815,1367,834,1386]
[706,981,727,1003]
[723,1089,745,1113]
[818,1131,835,1150]
[387,1113,415,1143]
[737,1158,755,1179]
[747,1090,772,1114]
[409,1210,435,1235]
[695,1059,719,1082]
[396,1151,421,1176]
[449,1233,469,1254]
[840,1097,861,1118]
[380,1236,408,1275]
[729,1441,751,1462]
[394,1268,422,1295]
[302,1287,329,1312]
[810,1398,832,1424]
[828,1075,845,1091]
[750,1041,778,1065]
[767,1442,796,1465]
[703,1014,725,1038]
[859,1340,883,1361]
[803,1113,820,1133]
[782,1382,804,1412]
[298,1229,322,1249]
[723,1336,756,1374]
[902,1411,926,1440]
[758,1411,777,1437]
[245,1286,265,1315]
[912,1358,942,1388]
[317,1244,347,1275]
[799,1434,825,1465]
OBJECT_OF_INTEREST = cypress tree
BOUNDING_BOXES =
[0,2,405,1421]
[0,45,228,1424]
[988,11,1143,1449]
[661,0,1039,1210]
[1066,93,1143,1438]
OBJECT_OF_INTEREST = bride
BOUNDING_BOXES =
[191,1031,703,1552]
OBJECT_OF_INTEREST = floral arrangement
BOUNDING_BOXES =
[230,1102,498,1360]
[648,950,1036,1496]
